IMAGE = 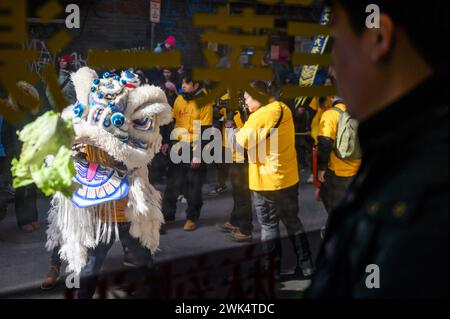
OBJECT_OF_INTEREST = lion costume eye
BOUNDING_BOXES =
[111,113,126,127]
[133,116,154,131]
[73,103,85,118]
[133,118,148,126]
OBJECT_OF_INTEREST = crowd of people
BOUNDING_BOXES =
[0,34,361,291]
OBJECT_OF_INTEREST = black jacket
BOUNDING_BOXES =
[307,73,449,298]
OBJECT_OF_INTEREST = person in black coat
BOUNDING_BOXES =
[0,115,13,222]
[308,0,449,298]
[0,87,40,232]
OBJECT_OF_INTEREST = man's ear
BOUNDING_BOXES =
[369,13,395,62]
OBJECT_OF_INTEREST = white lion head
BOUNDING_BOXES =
[64,67,173,170]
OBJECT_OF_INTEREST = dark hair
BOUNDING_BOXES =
[250,81,270,95]
[248,81,276,104]
[328,0,449,70]
[181,69,199,85]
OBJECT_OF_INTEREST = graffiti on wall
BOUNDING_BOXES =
[24,38,87,76]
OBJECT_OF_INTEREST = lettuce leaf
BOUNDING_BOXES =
[11,111,77,197]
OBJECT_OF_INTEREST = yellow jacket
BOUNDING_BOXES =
[319,103,361,177]
[236,101,299,191]
[309,97,333,145]
[172,91,213,144]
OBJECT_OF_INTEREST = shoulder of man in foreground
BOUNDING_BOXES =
[309,96,449,298]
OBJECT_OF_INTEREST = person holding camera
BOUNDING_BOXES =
[228,82,314,278]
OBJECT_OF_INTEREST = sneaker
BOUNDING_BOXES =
[41,265,60,290]
[180,197,187,204]
[228,229,253,243]
[217,222,239,233]
[302,267,315,278]
[184,219,197,231]
[294,265,315,279]
[209,185,228,196]
[307,174,314,184]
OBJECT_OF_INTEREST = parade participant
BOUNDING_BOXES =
[230,81,314,278]
[308,0,448,298]
[42,67,172,298]
[317,97,361,214]
[162,73,213,232]
[41,70,148,290]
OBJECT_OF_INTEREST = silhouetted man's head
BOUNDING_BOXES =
[328,0,448,120]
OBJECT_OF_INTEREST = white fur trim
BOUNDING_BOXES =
[126,166,164,254]
[126,85,167,114]
[71,67,98,106]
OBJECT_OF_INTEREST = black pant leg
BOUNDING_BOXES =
[50,246,63,268]
[230,164,253,234]
[321,169,354,214]
[119,223,154,268]
[77,240,114,299]
[254,190,282,272]
[229,164,240,227]
[186,164,205,221]
[14,185,38,227]
[118,223,157,297]
[162,163,184,221]
[278,184,306,236]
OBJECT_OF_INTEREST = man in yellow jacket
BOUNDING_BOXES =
[230,82,314,278]
[317,98,361,213]
[162,74,213,232]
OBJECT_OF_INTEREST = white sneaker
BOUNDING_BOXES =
[307,174,314,184]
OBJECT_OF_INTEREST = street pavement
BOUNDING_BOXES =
[0,170,327,298]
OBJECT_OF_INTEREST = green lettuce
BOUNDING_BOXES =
[11,111,77,197]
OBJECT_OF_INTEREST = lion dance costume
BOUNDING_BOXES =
[45,67,172,295]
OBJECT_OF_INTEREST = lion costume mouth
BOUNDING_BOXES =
[70,145,129,209]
